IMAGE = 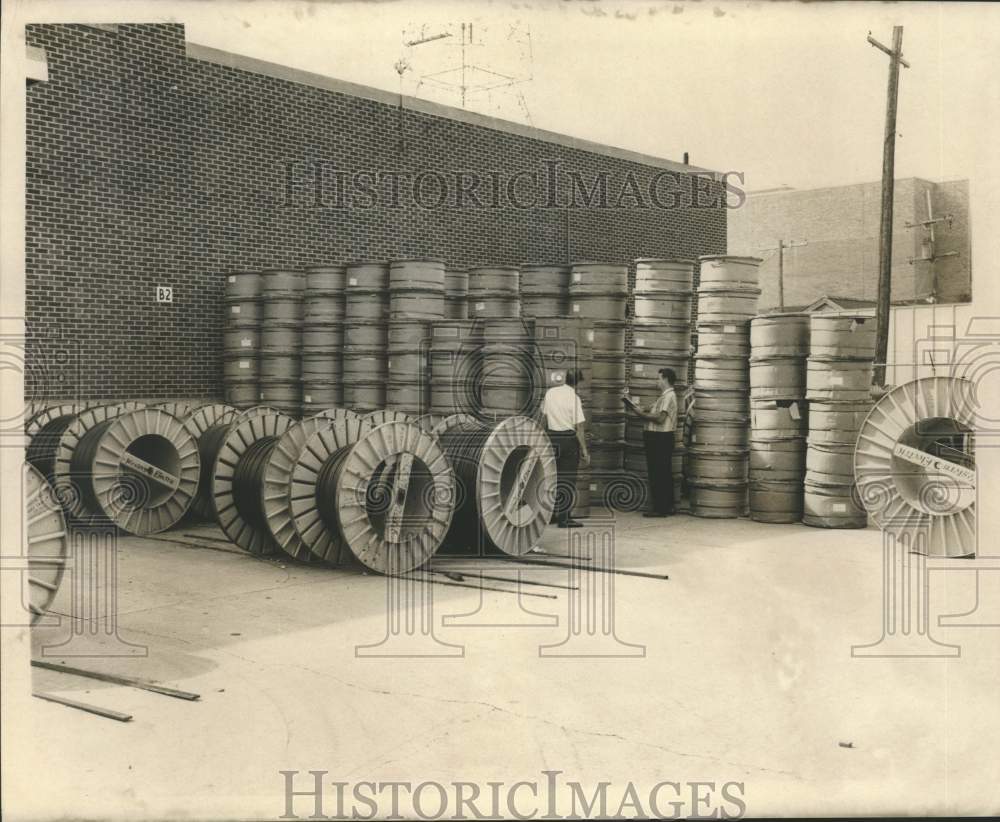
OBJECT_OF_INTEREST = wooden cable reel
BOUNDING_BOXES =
[334,421,456,573]
[23,463,69,624]
[260,409,352,561]
[855,376,977,557]
[69,407,201,534]
[439,415,556,556]
[48,402,145,517]
[212,410,293,555]
[288,411,370,564]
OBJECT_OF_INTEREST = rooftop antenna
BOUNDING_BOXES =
[404,21,534,122]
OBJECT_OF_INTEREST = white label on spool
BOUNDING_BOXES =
[476,302,485,310]
[227,275,236,283]
[388,360,392,369]
[349,277,358,286]
[634,364,644,372]
[240,338,252,347]
[724,324,737,333]
[894,443,977,485]
[832,503,847,512]
[239,360,251,369]
[573,272,582,283]
[590,483,597,491]
[305,395,312,403]
[636,339,646,347]
[789,402,801,420]
[830,376,844,385]
[573,304,580,313]
[260,392,266,400]
[231,305,241,314]
[550,371,563,382]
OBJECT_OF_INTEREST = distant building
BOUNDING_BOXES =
[728,178,971,311]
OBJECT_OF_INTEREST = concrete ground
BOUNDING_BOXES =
[11,512,1000,819]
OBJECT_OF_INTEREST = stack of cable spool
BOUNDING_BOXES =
[258,268,304,417]
[444,268,468,319]
[387,259,445,415]
[519,263,571,318]
[804,312,876,528]
[533,318,593,518]
[429,319,479,416]
[748,313,810,523]
[476,317,541,420]
[568,262,629,504]
[627,259,695,510]
[467,266,520,319]
[343,261,390,412]
[688,255,762,517]
[222,271,261,409]
[301,265,346,414]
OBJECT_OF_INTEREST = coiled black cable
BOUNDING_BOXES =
[190,422,233,521]
[232,436,281,533]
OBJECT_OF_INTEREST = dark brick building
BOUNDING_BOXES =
[25,23,727,401]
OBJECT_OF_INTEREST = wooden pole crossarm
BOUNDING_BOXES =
[867,34,910,68]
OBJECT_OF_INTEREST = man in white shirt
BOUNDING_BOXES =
[625,367,678,518]
[540,369,591,528]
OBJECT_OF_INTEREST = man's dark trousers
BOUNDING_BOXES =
[643,430,675,514]
[549,430,580,524]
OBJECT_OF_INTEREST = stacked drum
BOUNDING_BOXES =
[520,263,571,318]
[387,259,445,414]
[688,255,762,517]
[429,320,478,416]
[445,269,469,319]
[343,261,390,412]
[477,318,540,419]
[467,266,520,319]
[301,265,346,414]
[748,313,810,523]
[804,313,876,528]
[627,259,695,510]
[570,262,629,504]
[258,269,304,417]
[222,271,261,409]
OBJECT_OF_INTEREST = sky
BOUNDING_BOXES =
[7,0,1000,196]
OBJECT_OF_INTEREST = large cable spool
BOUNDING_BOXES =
[185,403,241,520]
[854,376,976,557]
[151,401,199,419]
[260,412,344,561]
[38,403,144,516]
[69,408,200,534]
[332,420,456,573]
[749,400,808,439]
[212,410,293,554]
[468,266,520,319]
[439,416,556,556]
[23,463,69,624]
[289,411,371,563]
[25,403,87,441]
[806,359,873,401]
[445,268,469,319]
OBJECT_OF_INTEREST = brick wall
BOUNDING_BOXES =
[727,178,972,310]
[25,23,726,401]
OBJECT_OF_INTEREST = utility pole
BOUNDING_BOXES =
[757,238,807,309]
[868,26,910,391]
